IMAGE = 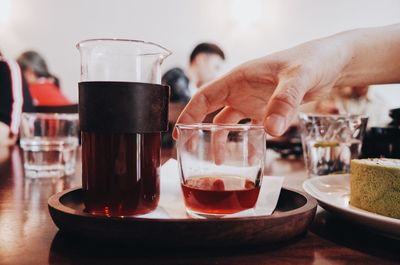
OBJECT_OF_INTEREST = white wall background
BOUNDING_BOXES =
[0,0,399,107]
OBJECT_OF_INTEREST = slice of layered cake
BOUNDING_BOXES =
[350,159,400,219]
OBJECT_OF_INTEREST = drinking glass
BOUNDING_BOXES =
[20,113,79,178]
[175,123,266,218]
[298,113,368,177]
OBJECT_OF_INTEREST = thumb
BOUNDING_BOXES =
[263,78,307,136]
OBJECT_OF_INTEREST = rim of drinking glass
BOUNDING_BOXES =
[76,38,172,58]
[21,112,79,120]
[298,112,368,120]
[175,123,265,131]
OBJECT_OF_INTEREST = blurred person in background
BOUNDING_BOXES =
[163,42,226,103]
[17,51,70,106]
[161,42,225,147]
[186,42,226,96]
[0,51,34,146]
[315,85,390,127]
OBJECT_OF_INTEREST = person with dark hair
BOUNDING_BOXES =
[161,43,225,147]
[0,52,34,146]
[162,42,226,102]
[187,42,225,96]
[17,51,70,106]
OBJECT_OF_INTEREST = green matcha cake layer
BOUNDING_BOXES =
[350,158,400,219]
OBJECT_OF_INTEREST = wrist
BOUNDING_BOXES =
[331,24,400,86]
[325,30,357,87]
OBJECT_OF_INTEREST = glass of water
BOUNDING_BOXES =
[298,113,368,177]
[20,113,79,178]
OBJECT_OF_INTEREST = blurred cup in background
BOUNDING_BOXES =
[298,113,368,177]
[20,113,79,178]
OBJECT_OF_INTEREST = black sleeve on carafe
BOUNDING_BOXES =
[79,81,170,133]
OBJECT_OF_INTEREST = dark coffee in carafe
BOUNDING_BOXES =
[82,131,161,216]
[77,39,171,217]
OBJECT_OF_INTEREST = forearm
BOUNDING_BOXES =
[335,24,400,86]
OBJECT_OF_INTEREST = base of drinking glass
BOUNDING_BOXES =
[307,171,350,178]
[24,163,76,179]
[24,169,66,179]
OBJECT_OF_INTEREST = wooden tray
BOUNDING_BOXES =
[48,188,317,247]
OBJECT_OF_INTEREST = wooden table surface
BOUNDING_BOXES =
[0,146,399,265]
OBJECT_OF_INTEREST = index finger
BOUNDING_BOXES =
[173,75,232,139]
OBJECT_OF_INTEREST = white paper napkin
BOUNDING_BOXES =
[137,159,284,219]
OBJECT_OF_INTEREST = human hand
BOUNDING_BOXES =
[174,37,351,137]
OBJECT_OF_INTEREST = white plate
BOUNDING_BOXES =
[303,174,400,237]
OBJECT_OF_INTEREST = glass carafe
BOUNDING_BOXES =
[77,39,171,216]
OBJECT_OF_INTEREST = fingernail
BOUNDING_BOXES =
[265,114,285,136]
